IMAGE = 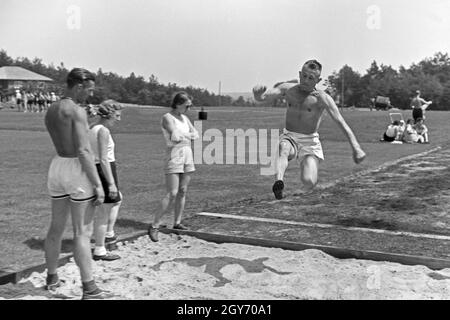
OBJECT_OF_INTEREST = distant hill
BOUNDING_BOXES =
[223,92,254,101]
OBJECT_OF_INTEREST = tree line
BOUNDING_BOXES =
[0,49,254,107]
[327,52,450,110]
[2,49,449,110]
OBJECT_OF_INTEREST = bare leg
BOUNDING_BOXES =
[45,198,70,275]
[93,204,109,251]
[70,200,95,282]
[153,174,179,228]
[300,155,320,192]
[275,141,295,181]
[174,173,192,226]
[106,199,121,235]
[273,141,295,199]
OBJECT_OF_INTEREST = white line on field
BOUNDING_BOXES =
[196,212,450,241]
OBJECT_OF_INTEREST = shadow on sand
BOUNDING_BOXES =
[23,238,73,253]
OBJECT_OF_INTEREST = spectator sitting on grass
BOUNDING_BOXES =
[414,118,429,144]
[395,120,406,141]
[381,120,400,142]
[402,119,424,144]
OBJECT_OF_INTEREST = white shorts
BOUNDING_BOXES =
[47,156,96,202]
[280,129,324,162]
[165,146,195,174]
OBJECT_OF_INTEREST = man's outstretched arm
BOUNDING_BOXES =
[321,93,366,164]
[252,81,296,104]
[420,98,432,110]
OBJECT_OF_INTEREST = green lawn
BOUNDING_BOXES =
[0,106,448,271]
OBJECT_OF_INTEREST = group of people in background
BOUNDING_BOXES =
[14,89,59,113]
[381,89,431,144]
[381,117,429,144]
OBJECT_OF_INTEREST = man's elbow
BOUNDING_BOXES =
[77,147,92,160]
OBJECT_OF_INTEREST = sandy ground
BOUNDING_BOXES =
[1,233,450,300]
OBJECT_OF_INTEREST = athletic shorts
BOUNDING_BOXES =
[164,145,195,174]
[412,108,423,121]
[280,129,324,162]
[47,156,96,202]
[96,161,122,204]
[383,132,396,142]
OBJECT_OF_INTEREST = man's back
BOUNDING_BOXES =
[411,96,423,109]
[45,99,85,157]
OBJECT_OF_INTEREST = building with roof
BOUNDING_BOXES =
[0,66,53,95]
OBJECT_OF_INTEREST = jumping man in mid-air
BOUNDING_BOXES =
[253,59,366,199]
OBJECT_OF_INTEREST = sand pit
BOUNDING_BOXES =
[1,233,450,300]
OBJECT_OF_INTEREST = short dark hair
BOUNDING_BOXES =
[67,68,95,88]
[170,91,192,108]
[303,59,322,73]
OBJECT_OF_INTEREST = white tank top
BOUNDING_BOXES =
[385,125,397,137]
[89,124,115,163]
[161,113,191,147]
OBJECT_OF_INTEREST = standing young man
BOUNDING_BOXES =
[411,90,432,121]
[44,68,112,299]
[253,59,366,200]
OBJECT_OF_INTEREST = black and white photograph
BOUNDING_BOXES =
[1,0,450,304]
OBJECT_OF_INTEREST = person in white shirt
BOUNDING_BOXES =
[148,91,199,242]
[396,120,405,141]
[414,118,429,143]
[15,89,22,111]
[88,99,123,261]
[403,119,424,143]
[382,120,400,142]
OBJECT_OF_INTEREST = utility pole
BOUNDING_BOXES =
[218,81,221,107]
[341,70,345,110]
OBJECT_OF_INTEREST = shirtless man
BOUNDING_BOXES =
[44,68,112,300]
[253,59,366,200]
[411,90,432,122]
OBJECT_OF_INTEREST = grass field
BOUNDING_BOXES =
[1,106,449,271]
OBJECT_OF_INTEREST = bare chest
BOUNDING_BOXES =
[285,92,323,115]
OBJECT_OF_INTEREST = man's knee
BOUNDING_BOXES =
[301,156,319,189]
[166,190,178,200]
[279,141,293,157]
[301,177,317,190]
[177,186,188,197]
[72,223,93,238]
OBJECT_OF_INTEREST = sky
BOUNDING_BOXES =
[1,0,449,93]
